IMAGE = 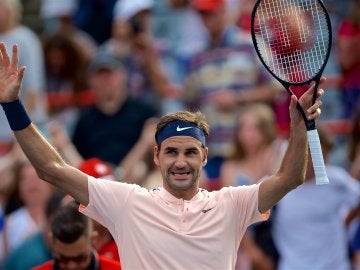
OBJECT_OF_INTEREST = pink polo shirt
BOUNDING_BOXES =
[80,176,269,270]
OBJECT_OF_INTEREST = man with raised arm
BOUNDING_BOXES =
[0,43,324,269]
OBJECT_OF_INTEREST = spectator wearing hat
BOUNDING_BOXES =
[100,0,184,114]
[77,158,120,263]
[71,52,158,167]
[47,113,159,184]
[73,0,117,45]
[40,0,98,63]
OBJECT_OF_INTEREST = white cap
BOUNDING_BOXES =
[113,0,153,21]
[41,0,78,18]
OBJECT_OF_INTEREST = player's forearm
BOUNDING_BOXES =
[278,126,308,188]
[258,125,307,212]
[14,124,67,183]
[14,124,89,205]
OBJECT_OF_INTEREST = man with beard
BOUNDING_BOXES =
[0,43,324,269]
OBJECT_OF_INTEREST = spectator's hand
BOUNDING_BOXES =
[139,118,158,148]
[132,32,154,53]
[47,121,72,151]
[211,89,238,111]
[0,43,25,102]
[9,140,26,162]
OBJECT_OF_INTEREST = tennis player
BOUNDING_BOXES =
[0,43,324,269]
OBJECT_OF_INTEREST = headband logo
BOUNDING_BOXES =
[176,126,193,132]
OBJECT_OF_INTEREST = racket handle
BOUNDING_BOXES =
[307,129,329,185]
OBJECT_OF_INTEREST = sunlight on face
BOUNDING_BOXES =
[154,136,207,198]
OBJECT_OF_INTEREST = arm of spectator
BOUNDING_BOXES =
[241,232,276,270]
[350,145,360,180]
[211,83,281,111]
[0,141,25,172]
[133,33,183,99]
[47,121,84,167]
[118,118,158,182]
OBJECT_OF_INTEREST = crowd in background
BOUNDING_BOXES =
[0,0,359,269]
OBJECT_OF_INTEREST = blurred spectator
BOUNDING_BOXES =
[233,0,254,33]
[0,143,25,267]
[348,107,360,180]
[0,0,47,155]
[220,103,285,187]
[33,201,121,269]
[336,0,360,119]
[40,0,98,62]
[220,103,284,270]
[20,0,43,35]
[344,108,360,269]
[102,0,183,114]
[71,52,158,166]
[273,127,360,270]
[1,161,54,262]
[77,158,120,263]
[151,0,207,77]
[185,0,281,189]
[74,0,117,45]
[3,191,66,270]
[48,115,157,184]
[42,33,92,133]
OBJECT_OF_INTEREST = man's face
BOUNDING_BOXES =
[198,7,226,35]
[89,68,125,100]
[52,235,92,270]
[154,136,208,199]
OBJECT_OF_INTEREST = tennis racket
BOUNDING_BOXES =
[251,0,331,185]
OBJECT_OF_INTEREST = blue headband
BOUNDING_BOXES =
[156,120,206,147]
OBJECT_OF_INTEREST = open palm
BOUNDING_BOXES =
[0,43,25,102]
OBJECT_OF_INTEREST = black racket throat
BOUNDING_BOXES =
[282,79,320,131]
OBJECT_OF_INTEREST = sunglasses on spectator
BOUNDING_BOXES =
[54,252,90,264]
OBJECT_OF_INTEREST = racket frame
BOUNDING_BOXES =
[250,0,332,185]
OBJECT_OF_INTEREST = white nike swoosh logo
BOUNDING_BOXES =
[176,126,194,132]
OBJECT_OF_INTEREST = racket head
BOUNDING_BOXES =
[251,0,332,88]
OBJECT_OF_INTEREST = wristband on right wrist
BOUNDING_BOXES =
[1,99,32,131]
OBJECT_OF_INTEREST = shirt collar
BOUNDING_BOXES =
[158,187,204,204]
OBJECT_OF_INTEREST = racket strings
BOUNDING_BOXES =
[253,0,330,83]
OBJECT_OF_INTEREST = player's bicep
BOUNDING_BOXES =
[258,174,292,213]
[54,164,89,205]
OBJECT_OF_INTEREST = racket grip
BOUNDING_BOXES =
[307,129,329,185]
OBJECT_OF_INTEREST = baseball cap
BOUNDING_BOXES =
[78,158,114,180]
[87,52,123,73]
[192,0,225,12]
[113,0,153,21]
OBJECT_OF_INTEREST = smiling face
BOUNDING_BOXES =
[154,136,208,200]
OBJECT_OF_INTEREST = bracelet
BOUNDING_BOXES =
[1,99,32,131]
